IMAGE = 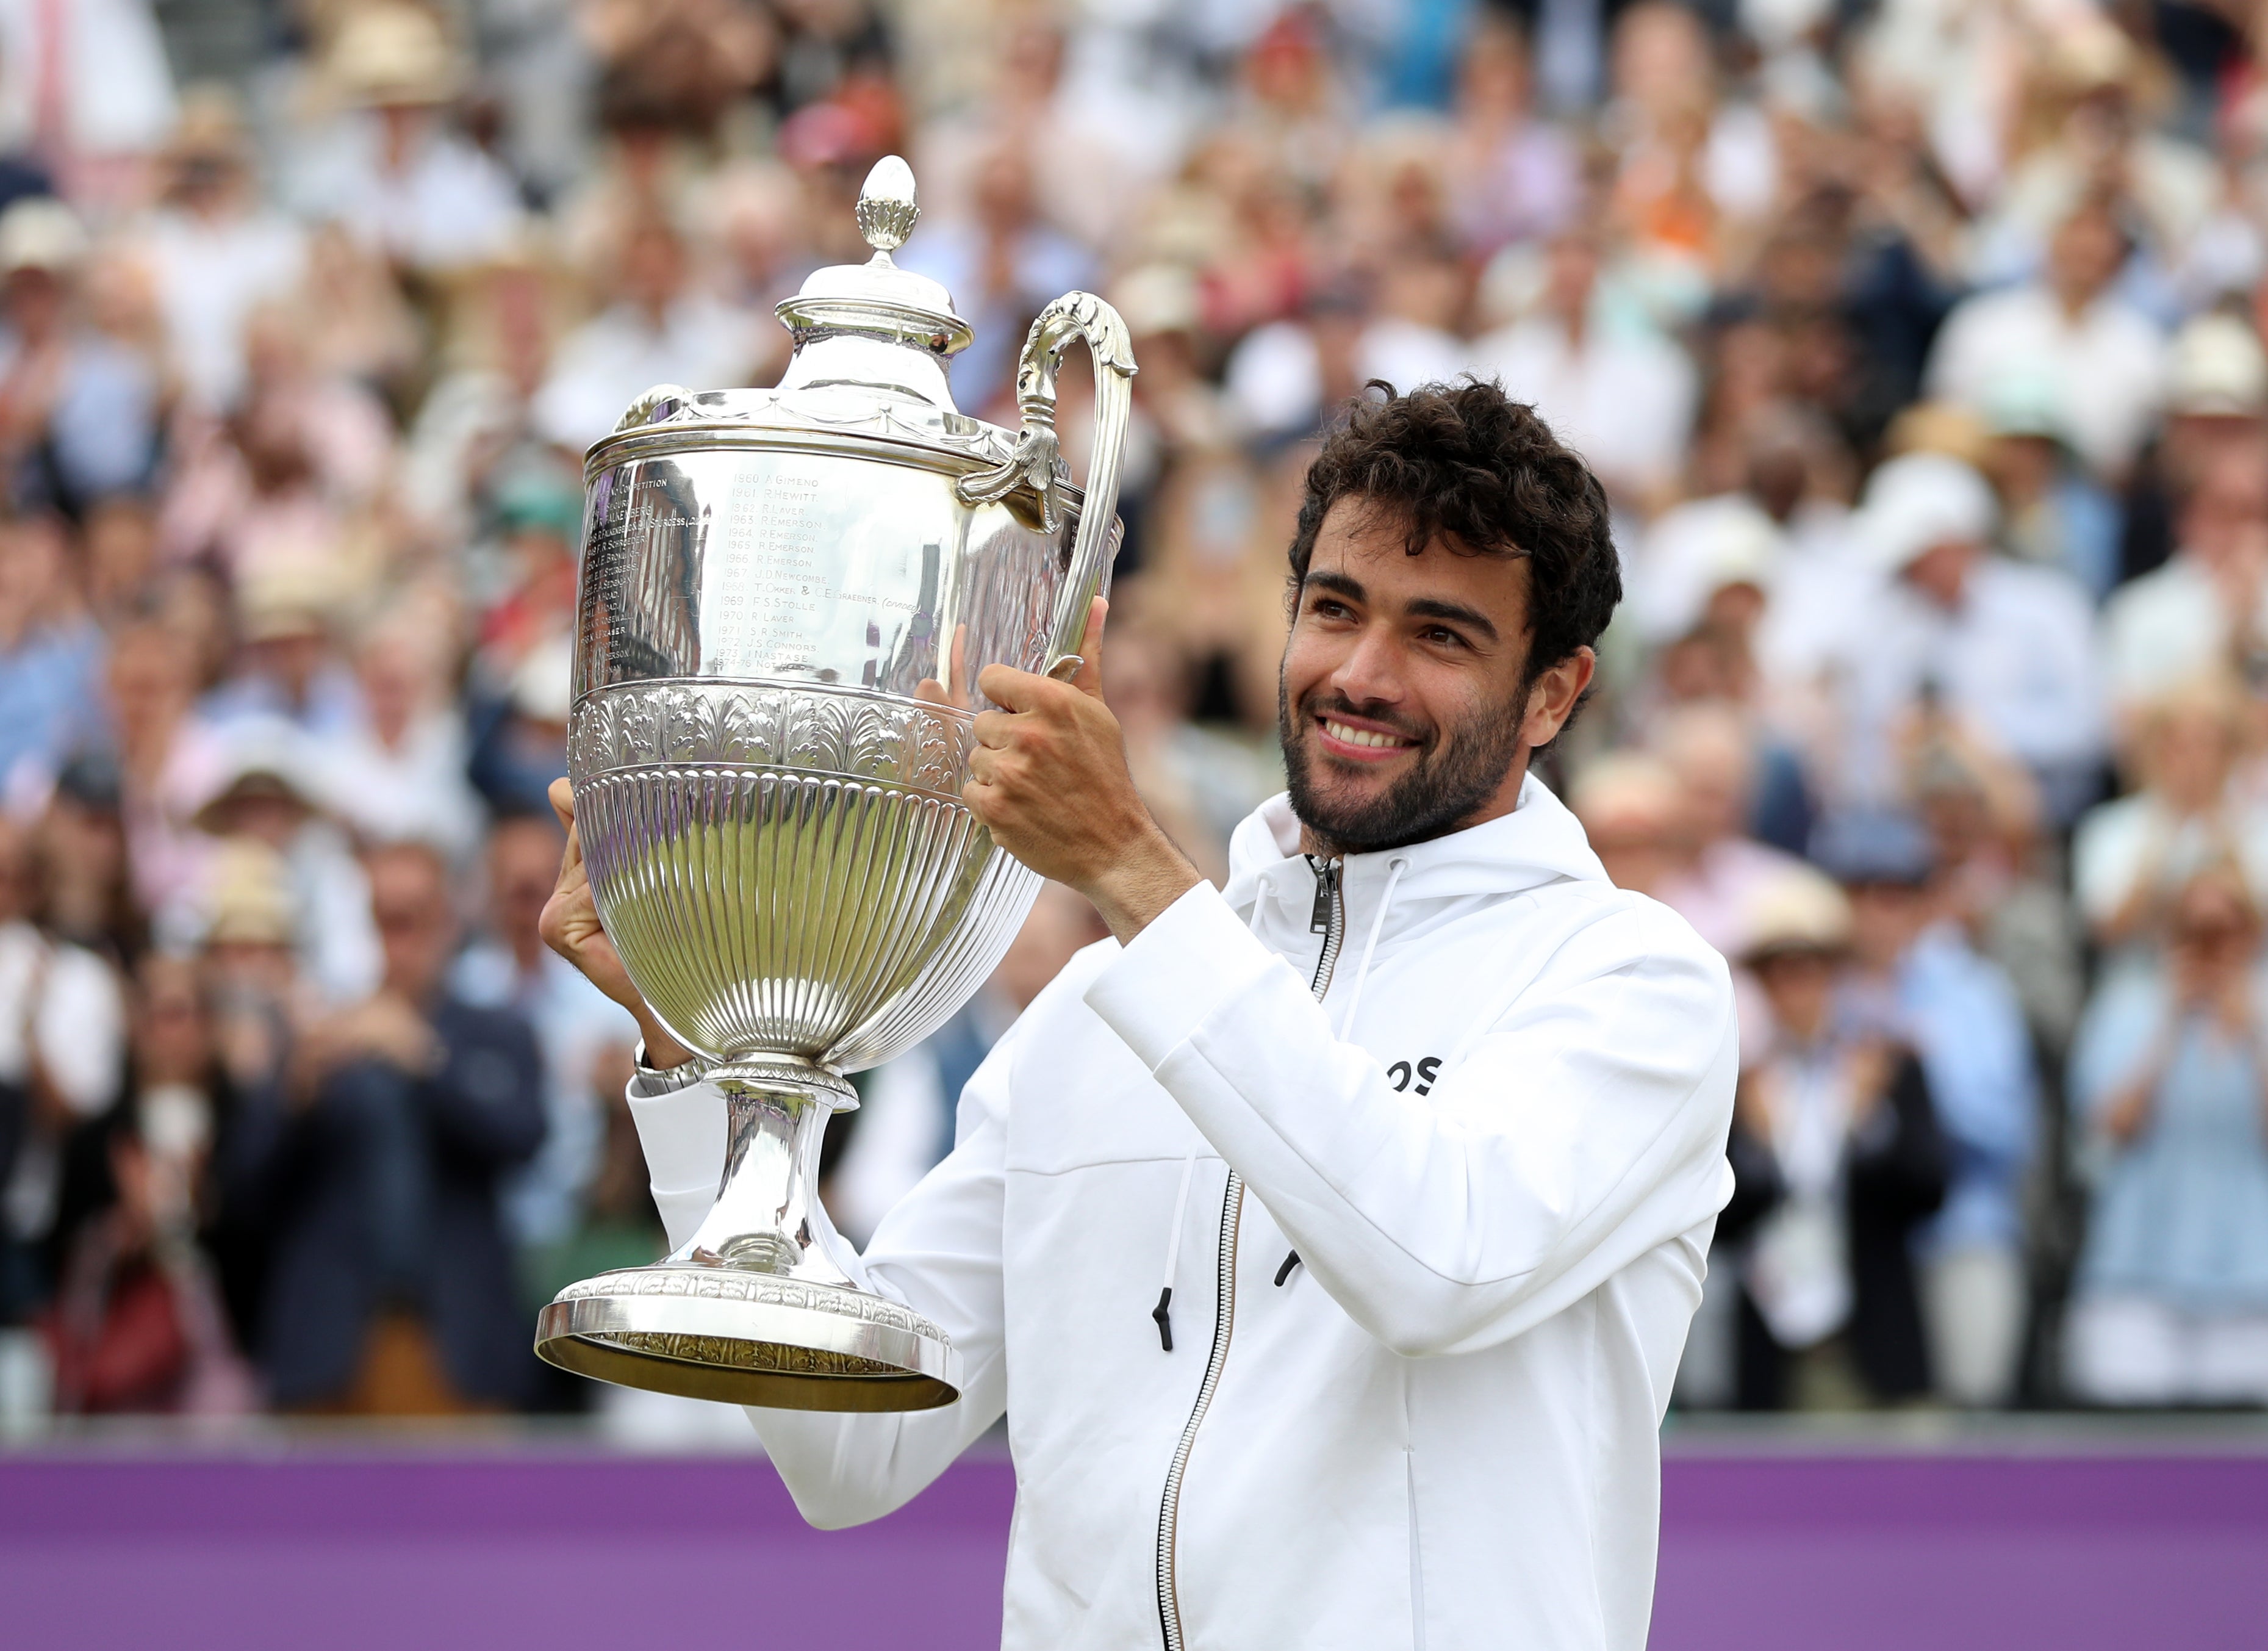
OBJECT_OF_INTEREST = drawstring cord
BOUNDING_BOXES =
[1154,1148,1199,1351]
[1277,857,1407,1295]
[1335,855,1410,1038]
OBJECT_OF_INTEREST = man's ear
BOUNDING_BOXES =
[1519,647,1596,749]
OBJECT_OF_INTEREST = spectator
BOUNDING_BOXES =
[0,199,162,516]
[1823,451,2104,825]
[43,955,256,1416]
[129,87,306,414]
[0,511,105,798]
[34,750,144,965]
[2118,311,2268,585]
[2103,444,2268,713]
[286,4,522,275]
[1729,866,1948,1410]
[450,809,636,1251]
[182,718,381,1007]
[1816,810,2039,1409]
[1925,195,2167,484]
[2065,865,2268,1406]
[2074,675,2268,984]
[1649,701,1807,960]
[1470,226,1697,509]
[1444,15,1582,256]
[532,212,761,452]
[0,813,126,1325]
[1568,752,1686,904]
[319,611,484,865]
[0,0,176,206]
[1223,273,1463,451]
[223,839,543,1414]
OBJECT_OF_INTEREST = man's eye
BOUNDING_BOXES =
[1422,627,1467,649]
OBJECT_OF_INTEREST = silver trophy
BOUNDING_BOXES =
[533,157,1133,1411]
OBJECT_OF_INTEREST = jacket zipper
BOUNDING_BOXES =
[1155,857,1343,1651]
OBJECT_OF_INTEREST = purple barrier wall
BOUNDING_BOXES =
[2,1447,2264,1650]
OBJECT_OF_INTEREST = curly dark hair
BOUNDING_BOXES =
[1287,379,1622,690]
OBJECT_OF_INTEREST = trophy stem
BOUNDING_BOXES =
[675,1059,858,1283]
[534,1054,961,1410]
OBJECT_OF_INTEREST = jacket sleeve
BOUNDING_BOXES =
[1084,883,1738,1358]
[622,1027,1015,1531]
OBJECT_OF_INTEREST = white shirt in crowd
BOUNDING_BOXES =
[132,207,308,411]
[2102,553,2268,711]
[1471,315,1697,502]
[286,113,524,272]
[0,0,174,160]
[1222,316,1468,444]
[1824,557,2105,808]
[533,297,764,453]
[1924,282,2168,478]
[0,921,124,1242]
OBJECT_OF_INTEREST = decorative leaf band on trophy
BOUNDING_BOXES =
[567,682,975,796]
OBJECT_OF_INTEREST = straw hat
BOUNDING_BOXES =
[1739,868,1853,963]
[0,198,87,276]
[327,4,466,109]
[1112,264,1202,340]
[235,560,347,644]
[2167,313,2268,419]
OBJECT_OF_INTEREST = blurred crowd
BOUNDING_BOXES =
[4,0,2268,1427]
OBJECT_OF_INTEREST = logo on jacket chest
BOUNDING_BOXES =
[1385,1055,1443,1096]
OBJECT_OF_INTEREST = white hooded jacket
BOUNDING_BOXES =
[625,775,1738,1650]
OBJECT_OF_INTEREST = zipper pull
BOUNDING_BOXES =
[1307,857,1340,934]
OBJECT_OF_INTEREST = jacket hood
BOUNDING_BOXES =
[1222,772,1610,916]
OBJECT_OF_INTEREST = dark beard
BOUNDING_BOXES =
[1279,675,1531,855]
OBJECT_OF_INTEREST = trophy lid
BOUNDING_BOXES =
[595,154,1044,470]
[773,157,974,400]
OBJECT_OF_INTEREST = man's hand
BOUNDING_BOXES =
[540,777,694,1069]
[965,599,1201,944]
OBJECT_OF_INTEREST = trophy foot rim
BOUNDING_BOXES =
[533,1267,962,1413]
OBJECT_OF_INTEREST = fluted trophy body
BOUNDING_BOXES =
[534,157,1134,1410]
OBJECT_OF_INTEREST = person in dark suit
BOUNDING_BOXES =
[1728,867,1949,1409]
[223,838,544,1412]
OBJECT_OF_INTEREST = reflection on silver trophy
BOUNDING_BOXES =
[533,156,1134,1410]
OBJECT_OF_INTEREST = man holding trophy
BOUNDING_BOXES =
[536,159,1735,1650]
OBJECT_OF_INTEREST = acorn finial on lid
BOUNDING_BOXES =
[855,156,919,254]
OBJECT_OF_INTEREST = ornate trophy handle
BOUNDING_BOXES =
[955,291,1136,678]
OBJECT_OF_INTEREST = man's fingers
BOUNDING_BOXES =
[1070,597,1107,699]
[547,777,584,872]
[971,708,1013,749]
[977,661,1047,711]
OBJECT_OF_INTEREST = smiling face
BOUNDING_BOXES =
[1278,498,1594,855]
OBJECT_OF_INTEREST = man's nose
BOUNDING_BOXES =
[1330,623,1406,707]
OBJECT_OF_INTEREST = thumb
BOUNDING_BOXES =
[1069,597,1108,699]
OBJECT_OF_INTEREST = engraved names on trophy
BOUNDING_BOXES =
[705,462,825,675]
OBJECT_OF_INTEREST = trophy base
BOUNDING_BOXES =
[534,1264,961,1411]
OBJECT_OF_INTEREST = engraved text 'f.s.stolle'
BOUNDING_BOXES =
[533,156,1135,1409]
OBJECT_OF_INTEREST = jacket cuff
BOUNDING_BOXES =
[626,1077,728,1211]
[1084,882,1280,1071]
